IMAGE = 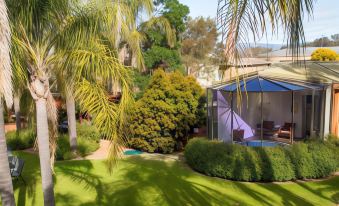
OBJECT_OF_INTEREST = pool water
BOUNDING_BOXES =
[124,149,143,155]
[238,140,286,147]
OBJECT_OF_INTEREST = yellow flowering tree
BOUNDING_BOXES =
[311,48,338,61]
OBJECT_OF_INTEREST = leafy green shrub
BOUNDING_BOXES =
[128,137,175,153]
[185,138,338,182]
[76,123,101,142]
[185,138,262,181]
[288,143,317,179]
[311,48,337,61]
[128,138,155,153]
[150,137,176,153]
[327,135,339,168]
[257,147,295,181]
[56,134,100,160]
[56,136,75,160]
[307,142,337,178]
[6,129,35,150]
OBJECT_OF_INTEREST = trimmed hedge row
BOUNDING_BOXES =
[184,138,338,182]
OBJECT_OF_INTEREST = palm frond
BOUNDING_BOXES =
[217,0,314,64]
[60,39,132,86]
[142,16,176,48]
[217,0,314,109]
[124,29,145,70]
[75,79,133,172]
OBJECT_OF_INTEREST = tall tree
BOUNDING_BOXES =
[142,0,189,72]
[181,16,218,75]
[0,0,15,205]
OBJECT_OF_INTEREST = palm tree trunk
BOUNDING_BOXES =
[0,101,15,206]
[66,92,77,152]
[35,98,55,206]
[14,94,21,131]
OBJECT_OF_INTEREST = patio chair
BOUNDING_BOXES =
[278,122,296,139]
[11,157,25,185]
[256,121,277,137]
[233,129,244,142]
[8,156,17,169]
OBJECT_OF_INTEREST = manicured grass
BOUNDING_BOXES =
[4,152,339,206]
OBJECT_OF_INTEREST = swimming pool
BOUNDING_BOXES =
[238,140,287,147]
[123,149,143,155]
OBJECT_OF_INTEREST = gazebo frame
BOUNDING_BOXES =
[207,75,325,145]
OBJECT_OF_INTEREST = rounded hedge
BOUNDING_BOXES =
[184,138,338,182]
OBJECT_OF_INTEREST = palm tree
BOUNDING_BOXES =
[0,0,15,205]
[9,1,134,204]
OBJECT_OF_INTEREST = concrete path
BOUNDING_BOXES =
[84,139,182,161]
[85,139,112,160]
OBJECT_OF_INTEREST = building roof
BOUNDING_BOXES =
[259,62,339,84]
[219,58,271,69]
[215,75,323,92]
[211,62,339,89]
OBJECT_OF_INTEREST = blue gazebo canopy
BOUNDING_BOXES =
[220,76,323,92]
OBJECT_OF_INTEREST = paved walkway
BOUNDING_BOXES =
[84,139,182,161]
[85,140,112,160]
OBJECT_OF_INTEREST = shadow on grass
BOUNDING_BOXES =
[56,160,105,205]
[13,152,40,206]
[11,152,339,206]
[57,156,241,206]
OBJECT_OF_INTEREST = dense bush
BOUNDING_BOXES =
[6,123,100,160]
[56,134,100,160]
[6,129,35,150]
[327,135,339,169]
[76,123,101,142]
[128,137,175,154]
[258,147,295,181]
[128,138,156,153]
[185,138,338,182]
[129,70,204,153]
[150,137,176,153]
[311,48,338,61]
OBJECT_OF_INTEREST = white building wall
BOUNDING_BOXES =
[323,86,332,136]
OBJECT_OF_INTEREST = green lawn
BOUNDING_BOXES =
[5,152,339,206]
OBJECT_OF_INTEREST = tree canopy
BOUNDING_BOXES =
[181,16,218,75]
[142,0,189,72]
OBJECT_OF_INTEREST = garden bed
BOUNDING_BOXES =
[6,123,101,160]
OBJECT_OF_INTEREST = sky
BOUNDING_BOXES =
[179,0,339,44]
